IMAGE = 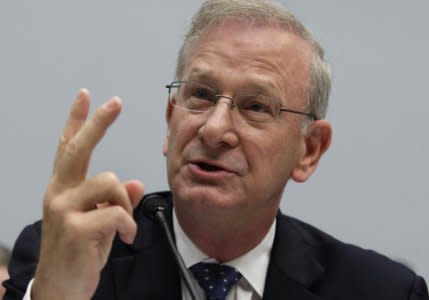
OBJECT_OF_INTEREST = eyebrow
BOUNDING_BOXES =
[186,66,282,99]
[187,66,216,84]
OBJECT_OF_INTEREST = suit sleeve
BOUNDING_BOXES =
[409,275,429,300]
[2,222,41,300]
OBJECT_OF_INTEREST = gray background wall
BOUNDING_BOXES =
[1,1,428,279]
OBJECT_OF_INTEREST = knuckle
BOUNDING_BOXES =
[99,172,125,200]
[111,206,126,220]
[63,139,81,157]
[100,171,120,186]
[43,193,68,217]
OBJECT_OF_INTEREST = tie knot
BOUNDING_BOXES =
[190,262,242,300]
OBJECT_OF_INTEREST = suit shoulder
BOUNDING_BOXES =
[3,221,42,299]
[278,214,428,298]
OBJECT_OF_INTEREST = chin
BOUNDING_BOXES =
[172,184,245,213]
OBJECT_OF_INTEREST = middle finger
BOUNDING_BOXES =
[54,97,122,186]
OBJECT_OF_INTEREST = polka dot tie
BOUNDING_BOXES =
[190,262,242,300]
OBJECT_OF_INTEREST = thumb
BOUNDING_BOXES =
[124,180,145,209]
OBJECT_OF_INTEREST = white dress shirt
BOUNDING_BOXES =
[23,209,276,300]
[175,211,276,300]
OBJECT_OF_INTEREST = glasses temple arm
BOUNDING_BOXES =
[280,108,317,120]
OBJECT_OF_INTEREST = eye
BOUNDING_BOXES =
[183,83,216,111]
[192,87,213,101]
[246,102,268,113]
[237,95,277,123]
[239,97,274,114]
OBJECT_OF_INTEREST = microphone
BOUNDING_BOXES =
[142,194,169,219]
[142,194,199,300]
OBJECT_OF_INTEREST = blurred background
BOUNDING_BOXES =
[0,1,428,279]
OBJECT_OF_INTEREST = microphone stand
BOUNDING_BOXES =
[154,210,200,300]
[143,195,199,300]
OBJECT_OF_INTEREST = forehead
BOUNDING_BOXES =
[183,18,313,102]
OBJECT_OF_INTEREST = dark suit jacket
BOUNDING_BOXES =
[3,191,429,299]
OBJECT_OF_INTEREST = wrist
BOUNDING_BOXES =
[32,275,90,300]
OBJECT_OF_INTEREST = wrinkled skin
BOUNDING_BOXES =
[164,19,332,261]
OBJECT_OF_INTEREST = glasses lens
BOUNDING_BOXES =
[170,82,216,112]
[236,95,280,123]
[168,82,282,123]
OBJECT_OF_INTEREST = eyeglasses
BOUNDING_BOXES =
[165,80,316,124]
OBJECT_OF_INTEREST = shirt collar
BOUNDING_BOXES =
[173,209,276,298]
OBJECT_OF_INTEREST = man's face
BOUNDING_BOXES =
[164,18,315,226]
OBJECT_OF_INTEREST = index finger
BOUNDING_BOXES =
[53,97,122,187]
[53,89,90,171]
[63,89,91,141]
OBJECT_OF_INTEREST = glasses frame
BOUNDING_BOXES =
[165,80,317,122]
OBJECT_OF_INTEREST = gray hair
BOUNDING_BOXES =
[175,0,331,120]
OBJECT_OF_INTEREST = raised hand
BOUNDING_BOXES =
[31,89,145,300]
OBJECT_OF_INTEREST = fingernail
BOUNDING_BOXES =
[104,97,121,110]
[77,88,89,100]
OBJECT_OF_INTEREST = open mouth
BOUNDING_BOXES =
[196,162,224,172]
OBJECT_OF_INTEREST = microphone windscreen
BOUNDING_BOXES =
[142,194,168,220]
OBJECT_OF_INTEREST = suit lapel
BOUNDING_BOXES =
[111,192,182,299]
[109,194,326,299]
[263,213,325,300]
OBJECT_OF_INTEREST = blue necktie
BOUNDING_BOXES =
[190,262,242,300]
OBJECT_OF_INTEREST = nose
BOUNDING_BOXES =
[214,95,235,110]
[197,97,239,149]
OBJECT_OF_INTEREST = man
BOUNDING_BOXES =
[0,244,11,298]
[3,0,428,299]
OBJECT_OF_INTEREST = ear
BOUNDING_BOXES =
[291,120,332,182]
[162,100,174,156]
